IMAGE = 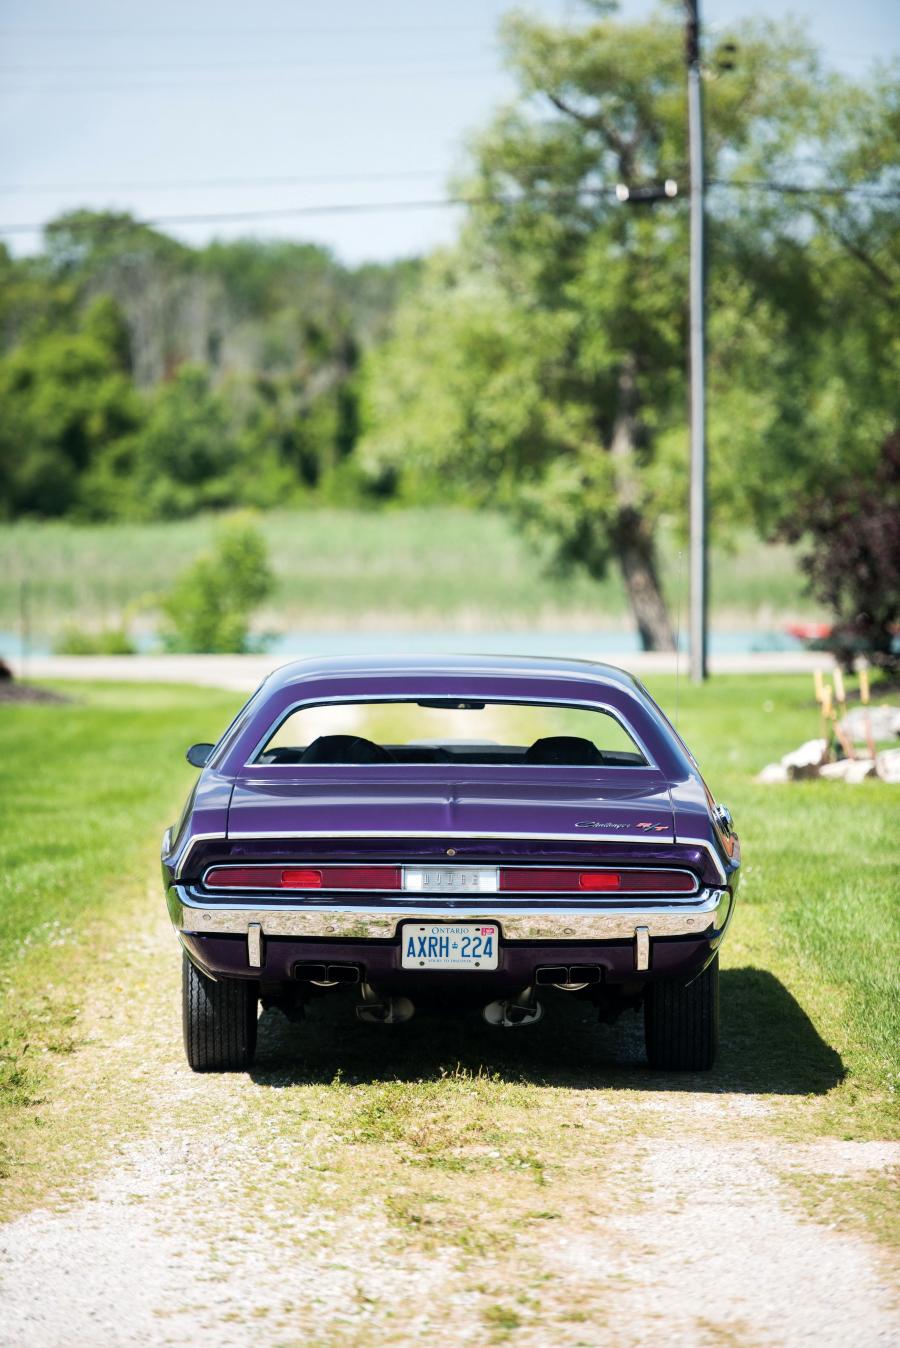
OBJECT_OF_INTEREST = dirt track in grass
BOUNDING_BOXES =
[1,896,898,1348]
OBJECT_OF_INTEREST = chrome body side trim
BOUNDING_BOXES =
[171,885,730,943]
[176,831,728,884]
[173,831,226,879]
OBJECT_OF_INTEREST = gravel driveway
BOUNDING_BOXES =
[0,903,896,1347]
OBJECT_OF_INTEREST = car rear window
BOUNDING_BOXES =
[253,699,647,767]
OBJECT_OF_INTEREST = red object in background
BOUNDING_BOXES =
[786,622,833,642]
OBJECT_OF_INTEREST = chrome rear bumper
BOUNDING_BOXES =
[169,884,731,946]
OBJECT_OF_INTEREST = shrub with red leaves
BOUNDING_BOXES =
[778,431,900,673]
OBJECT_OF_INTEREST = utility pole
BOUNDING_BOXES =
[685,0,708,681]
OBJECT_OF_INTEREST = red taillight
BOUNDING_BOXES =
[498,868,695,894]
[280,868,323,888]
[321,866,402,890]
[204,866,293,888]
[578,872,622,890]
[205,865,401,891]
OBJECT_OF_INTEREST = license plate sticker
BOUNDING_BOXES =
[401,922,499,970]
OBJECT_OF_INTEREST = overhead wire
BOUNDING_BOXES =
[0,169,447,195]
[0,178,896,238]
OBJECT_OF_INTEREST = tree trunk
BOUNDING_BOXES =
[607,360,676,652]
[613,508,676,651]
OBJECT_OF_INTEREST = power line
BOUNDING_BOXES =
[0,179,895,239]
[0,24,499,36]
[709,178,899,199]
[0,169,446,195]
[0,52,493,76]
[0,192,603,237]
[1,161,884,198]
[0,65,498,92]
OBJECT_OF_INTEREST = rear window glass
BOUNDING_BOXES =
[254,699,647,767]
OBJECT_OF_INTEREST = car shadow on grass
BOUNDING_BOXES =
[249,966,845,1097]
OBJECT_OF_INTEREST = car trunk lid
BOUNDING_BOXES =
[226,771,675,844]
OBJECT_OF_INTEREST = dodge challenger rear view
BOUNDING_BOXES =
[162,655,739,1073]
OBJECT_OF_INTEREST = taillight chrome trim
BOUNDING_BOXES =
[202,861,700,897]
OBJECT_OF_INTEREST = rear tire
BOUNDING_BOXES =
[643,954,719,1071]
[182,952,258,1072]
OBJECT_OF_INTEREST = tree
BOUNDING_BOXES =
[83,365,245,519]
[777,432,900,673]
[360,3,892,649]
[158,514,275,653]
[0,297,140,518]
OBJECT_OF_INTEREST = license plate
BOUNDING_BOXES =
[401,922,499,970]
[403,866,499,893]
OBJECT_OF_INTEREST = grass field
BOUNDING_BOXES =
[0,683,239,1126]
[1,677,897,1341]
[0,508,822,644]
[1,676,896,1151]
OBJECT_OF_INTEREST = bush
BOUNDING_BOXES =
[778,430,900,673]
[158,514,274,653]
[54,626,136,655]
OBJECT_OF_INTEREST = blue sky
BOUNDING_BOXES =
[1,0,896,264]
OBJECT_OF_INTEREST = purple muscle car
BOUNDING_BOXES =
[163,655,739,1072]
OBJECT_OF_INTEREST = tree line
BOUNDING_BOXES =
[1,5,897,658]
[0,218,418,520]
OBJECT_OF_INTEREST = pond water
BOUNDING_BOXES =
[0,627,806,660]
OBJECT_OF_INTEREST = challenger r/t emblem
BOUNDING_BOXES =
[575,819,668,832]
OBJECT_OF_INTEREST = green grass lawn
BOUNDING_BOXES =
[0,508,822,643]
[0,675,897,1166]
[653,674,900,1118]
[0,683,240,1131]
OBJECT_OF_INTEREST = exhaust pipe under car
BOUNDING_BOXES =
[355,981,415,1025]
[483,986,543,1028]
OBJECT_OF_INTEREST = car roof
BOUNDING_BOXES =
[262,652,643,695]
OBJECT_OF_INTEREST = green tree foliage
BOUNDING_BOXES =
[0,297,140,517]
[777,432,900,672]
[158,514,275,653]
[84,365,246,519]
[0,214,417,521]
[361,4,898,648]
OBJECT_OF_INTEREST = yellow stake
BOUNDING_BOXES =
[833,667,845,706]
[858,661,876,759]
[831,667,854,758]
[859,665,870,705]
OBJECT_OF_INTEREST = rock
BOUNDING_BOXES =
[818,758,875,783]
[756,762,790,784]
[839,705,900,742]
[875,748,900,784]
[782,738,828,779]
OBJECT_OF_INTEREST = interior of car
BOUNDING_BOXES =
[258,733,645,767]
